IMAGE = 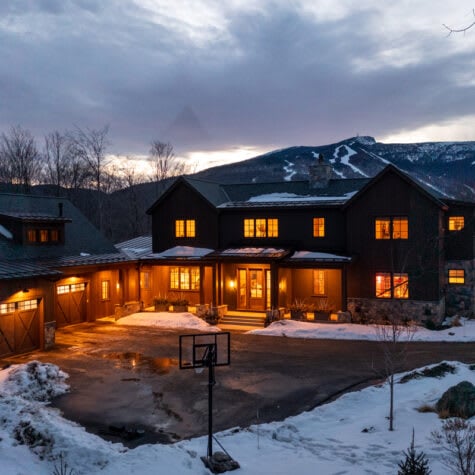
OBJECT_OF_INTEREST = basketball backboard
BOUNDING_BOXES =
[179,332,230,369]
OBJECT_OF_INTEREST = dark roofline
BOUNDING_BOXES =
[343,164,448,210]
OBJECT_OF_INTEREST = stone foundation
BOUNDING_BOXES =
[347,297,445,323]
[44,321,56,349]
[445,260,475,318]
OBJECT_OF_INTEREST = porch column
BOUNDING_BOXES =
[270,262,279,309]
[212,262,217,306]
[199,265,205,304]
[341,265,348,311]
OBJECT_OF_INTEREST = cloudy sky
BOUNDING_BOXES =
[1,0,474,169]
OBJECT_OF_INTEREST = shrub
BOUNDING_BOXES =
[397,430,431,474]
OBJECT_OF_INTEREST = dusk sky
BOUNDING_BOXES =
[1,0,474,169]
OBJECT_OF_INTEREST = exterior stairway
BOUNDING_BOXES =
[219,312,267,329]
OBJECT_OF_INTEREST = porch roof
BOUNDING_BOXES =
[144,246,215,260]
[209,247,291,260]
[0,260,61,280]
[287,250,352,263]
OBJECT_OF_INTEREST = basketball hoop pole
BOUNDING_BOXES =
[206,344,216,459]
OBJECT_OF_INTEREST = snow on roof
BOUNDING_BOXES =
[246,191,357,203]
[0,224,12,240]
[221,247,286,255]
[290,251,351,262]
[150,246,214,259]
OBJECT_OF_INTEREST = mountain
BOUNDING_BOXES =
[194,136,475,201]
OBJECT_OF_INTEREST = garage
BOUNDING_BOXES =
[55,282,87,327]
[0,298,40,357]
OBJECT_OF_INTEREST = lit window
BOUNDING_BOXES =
[448,216,464,231]
[313,269,325,295]
[392,218,408,239]
[375,217,408,240]
[393,273,409,298]
[71,283,85,292]
[57,285,70,295]
[40,230,48,242]
[101,280,110,300]
[175,219,195,237]
[376,273,409,299]
[170,267,200,290]
[18,299,38,311]
[243,218,278,238]
[175,220,185,237]
[244,219,255,237]
[140,271,150,289]
[313,218,325,237]
[50,229,59,242]
[375,219,391,239]
[267,219,278,237]
[27,229,37,242]
[0,303,15,314]
[448,269,465,284]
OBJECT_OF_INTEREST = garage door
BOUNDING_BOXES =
[55,283,87,328]
[0,299,40,357]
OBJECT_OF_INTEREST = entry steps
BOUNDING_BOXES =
[219,312,266,328]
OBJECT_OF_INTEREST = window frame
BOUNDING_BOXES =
[243,218,279,238]
[101,280,110,301]
[313,269,326,295]
[169,267,200,291]
[313,217,325,238]
[175,219,196,238]
[448,216,465,231]
[375,272,409,299]
[448,269,465,284]
[375,217,408,240]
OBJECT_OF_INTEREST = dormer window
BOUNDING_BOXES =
[175,219,196,238]
[26,227,62,244]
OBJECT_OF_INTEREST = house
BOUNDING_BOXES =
[0,193,138,357]
[145,160,475,322]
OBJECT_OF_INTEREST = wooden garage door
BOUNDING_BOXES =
[55,283,87,327]
[0,299,40,357]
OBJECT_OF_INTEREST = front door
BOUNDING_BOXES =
[237,268,271,310]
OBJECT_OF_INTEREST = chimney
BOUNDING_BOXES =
[308,153,332,188]
[58,202,63,217]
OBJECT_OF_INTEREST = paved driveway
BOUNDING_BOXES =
[4,321,475,447]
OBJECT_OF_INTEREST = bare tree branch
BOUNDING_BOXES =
[443,9,475,35]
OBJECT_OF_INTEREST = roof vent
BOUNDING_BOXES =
[308,153,333,188]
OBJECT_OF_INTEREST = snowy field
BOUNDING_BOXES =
[1,316,475,474]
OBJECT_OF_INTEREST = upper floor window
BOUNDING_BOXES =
[375,272,409,299]
[175,219,196,238]
[448,269,465,284]
[375,217,408,240]
[313,218,325,238]
[313,269,326,295]
[170,267,200,290]
[448,216,464,231]
[243,218,278,238]
[26,227,61,244]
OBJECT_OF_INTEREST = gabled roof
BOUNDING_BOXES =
[0,193,118,261]
[115,235,152,258]
[343,164,449,210]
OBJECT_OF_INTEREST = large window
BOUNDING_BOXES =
[375,272,409,299]
[101,280,110,300]
[170,267,200,290]
[313,269,326,295]
[243,218,278,238]
[140,271,151,289]
[448,216,464,231]
[448,269,465,284]
[175,219,196,238]
[313,218,325,238]
[375,217,408,240]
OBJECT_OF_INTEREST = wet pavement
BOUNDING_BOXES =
[4,321,475,447]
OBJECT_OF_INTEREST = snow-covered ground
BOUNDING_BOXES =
[2,316,475,474]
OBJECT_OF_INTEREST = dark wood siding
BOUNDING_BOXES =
[150,183,219,252]
[445,203,475,260]
[346,171,444,301]
[219,207,346,252]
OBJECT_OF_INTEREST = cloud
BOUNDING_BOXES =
[0,0,474,160]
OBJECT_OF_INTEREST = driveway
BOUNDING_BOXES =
[4,321,475,447]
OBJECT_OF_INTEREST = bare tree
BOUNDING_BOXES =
[0,125,41,193]
[375,310,417,431]
[444,9,475,34]
[148,140,185,185]
[68,125,110,231]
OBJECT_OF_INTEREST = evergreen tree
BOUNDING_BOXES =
[397,429,431,475]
